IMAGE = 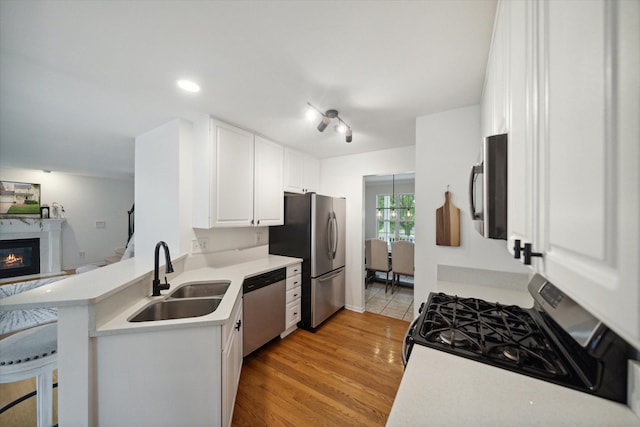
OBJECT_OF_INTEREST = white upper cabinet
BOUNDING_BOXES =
[488,0,639,347]
[505,0,536,257]
[254,135,284,226]
[284,148,319,194]
[535,0,639,347]
[481,2,509,138]
[193,117,284,228]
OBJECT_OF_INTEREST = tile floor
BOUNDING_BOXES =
[364,280,414,321]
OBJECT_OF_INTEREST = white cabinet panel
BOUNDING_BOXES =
[284,148,319,194]
[488,0,639,346]
[216,124,255,226]
[254,136,284,226]
[536,0,640,346]
[507,0,536,258]
[222,295,243,427]
[193,117,284,228]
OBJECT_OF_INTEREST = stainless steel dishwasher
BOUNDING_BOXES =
[242,267,286,357]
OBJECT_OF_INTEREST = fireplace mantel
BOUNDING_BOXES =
[0,218,66,277]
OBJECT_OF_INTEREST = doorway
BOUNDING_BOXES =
[363,173,415,321]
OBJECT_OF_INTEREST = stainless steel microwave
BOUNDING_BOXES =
[469,134,507,239]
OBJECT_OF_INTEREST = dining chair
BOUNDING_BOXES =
[365,239,392,293]
[391,241,414,294]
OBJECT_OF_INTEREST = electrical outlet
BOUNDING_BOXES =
[192,238,209,253]
[79,251,86,258]
[95,220,106,229]
[255,231,261,244]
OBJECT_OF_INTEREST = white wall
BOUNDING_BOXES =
[134,118,211,260]
[0,168,133,269]
[320,146,415,312]
[414,105,528,310]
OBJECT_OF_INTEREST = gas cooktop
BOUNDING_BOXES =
[404,275,630,403]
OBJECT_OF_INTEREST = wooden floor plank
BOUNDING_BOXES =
[232,309,408,426]
[0,310,407,426]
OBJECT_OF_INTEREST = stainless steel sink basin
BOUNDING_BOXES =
[168,281,230,299]
[129,297,222,322]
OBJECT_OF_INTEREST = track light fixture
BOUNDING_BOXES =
[307,102,353,143]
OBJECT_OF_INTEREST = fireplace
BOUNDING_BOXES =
[0,238,40,279]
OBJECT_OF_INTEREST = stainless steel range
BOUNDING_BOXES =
[403,274,630,403]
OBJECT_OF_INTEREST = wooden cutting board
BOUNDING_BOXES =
[436,191,460,246]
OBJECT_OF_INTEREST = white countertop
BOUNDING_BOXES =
[388,279,639,426]
[387,345,639,426]
[0,254,188,310]
[94,255,301,336]
[0,253,301,336]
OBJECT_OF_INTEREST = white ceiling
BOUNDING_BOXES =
[0,0,496,179]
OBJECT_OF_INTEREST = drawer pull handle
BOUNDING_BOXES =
[293,293,298,297]
[235,320,242,331]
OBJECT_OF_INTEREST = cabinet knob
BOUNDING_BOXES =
[294,293,298,297]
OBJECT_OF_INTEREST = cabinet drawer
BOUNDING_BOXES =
[286,286,301,304]
[286,275,301,291]
[286,300,301,329]
[286,264,301,278]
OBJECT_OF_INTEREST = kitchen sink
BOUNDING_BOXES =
[168,280,230,299]
[128,297,222,322]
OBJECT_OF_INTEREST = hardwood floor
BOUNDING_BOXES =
[0,310,407,426]
[232,309,409,426]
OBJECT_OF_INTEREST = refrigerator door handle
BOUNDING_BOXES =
[317,266,344,282]
[326,213,334,259]
[331,214,338,259]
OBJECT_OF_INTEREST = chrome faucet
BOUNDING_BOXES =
[152,241,174,296]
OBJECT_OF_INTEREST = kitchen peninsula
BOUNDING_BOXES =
[0,248,301,426]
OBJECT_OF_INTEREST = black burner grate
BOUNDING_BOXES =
[417,293,569,379]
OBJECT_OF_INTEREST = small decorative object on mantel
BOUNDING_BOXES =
[51,202,65,219]
[436,186,460,247]
[40,205,50,219]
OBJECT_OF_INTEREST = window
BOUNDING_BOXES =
[376,193,415,245]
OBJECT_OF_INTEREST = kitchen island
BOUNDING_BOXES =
[0,250,301,426]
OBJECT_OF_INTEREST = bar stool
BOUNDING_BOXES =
[0,323,57,427]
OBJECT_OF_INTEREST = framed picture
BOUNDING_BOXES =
[0,181,42,217]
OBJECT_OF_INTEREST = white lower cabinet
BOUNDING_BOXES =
[95,292,244,427]
[222,294,243,427]
[282,264,302,337]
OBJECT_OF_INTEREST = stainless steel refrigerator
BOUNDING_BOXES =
[269,193,346,331]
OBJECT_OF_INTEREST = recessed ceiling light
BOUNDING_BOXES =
[177,79,200,93]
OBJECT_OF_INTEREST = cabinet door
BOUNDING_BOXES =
[214,122,254,227]
[284,148,305,193]
[481,2,508,137]
[254,136,284,226]
[303,155,320,193]
[507,0,536,258]
[222,299,243,427]
[537,0,639,345]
